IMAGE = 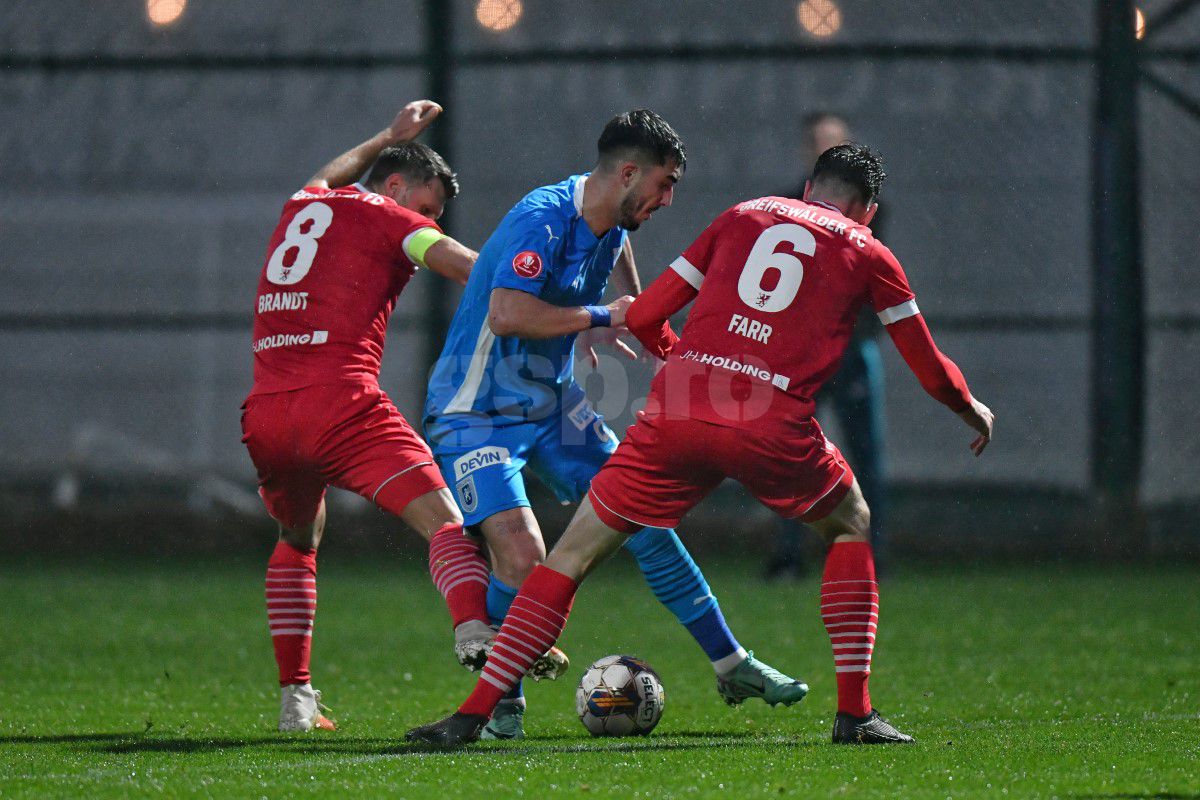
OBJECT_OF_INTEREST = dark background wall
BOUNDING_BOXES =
[1,1,1195,552]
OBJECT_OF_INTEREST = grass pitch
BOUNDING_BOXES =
[1,553,1197,798]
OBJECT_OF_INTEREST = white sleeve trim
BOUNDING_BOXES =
[877,299,920,325]
[669,255,705,290]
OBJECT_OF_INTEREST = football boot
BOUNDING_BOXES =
[480,698,525,740]
[405,712,487,747]
[717,651,809,707]
[455,621,569,681]
[832,709,915,744]
[453,619,495,672]
[278,683,337,732]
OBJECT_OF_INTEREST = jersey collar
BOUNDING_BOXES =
[808,199,845,215]
[573,175,587,217]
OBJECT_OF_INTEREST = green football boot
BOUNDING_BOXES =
[480,698,525,740]
[716,651,809,707]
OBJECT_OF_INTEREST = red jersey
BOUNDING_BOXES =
[637,196,919,435]
[249,183,438,395]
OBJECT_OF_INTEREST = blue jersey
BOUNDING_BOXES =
[424,174,627,439]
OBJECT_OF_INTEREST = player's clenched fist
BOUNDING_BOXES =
[388,100,443,143]
[607,295,635,329]
[956,397,994,456]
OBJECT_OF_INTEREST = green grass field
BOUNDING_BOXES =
[2,555,1197,798]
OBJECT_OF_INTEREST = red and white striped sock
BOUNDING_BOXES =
[459,565,578,717]
[820,541,878,717]
[265,541,318,686]
[428,523,490,628]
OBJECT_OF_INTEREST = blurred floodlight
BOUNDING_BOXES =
[476,0,523,32]
[1135,7,1146,40]
[797,0,842,38]
[146,0,186,27]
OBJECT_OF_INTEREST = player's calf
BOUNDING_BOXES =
[266,538,319,693]
[427,521,490,629]
[810,482,887,726]
[414,490,491,632]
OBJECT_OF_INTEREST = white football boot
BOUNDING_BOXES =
[454,619,495,672]
[453,620,569,680]
[278,683,337,732]
[527,645,570,682]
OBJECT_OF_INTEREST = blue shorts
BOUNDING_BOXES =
[427,395,617,527]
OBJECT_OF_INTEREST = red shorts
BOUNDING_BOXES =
[588,414,854,535]
[240,383,445,529]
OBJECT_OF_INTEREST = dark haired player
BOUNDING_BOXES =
[766,111,893,579]
[409,143,994,746]
[422,109,807,739]
[242,101,493,731]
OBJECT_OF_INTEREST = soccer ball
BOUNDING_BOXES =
[575,655,666,736]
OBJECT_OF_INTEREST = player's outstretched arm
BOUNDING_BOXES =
[886,314,994,455]
[624,269,697,360]
[304,100,442,189]
[611,238,642,297]
[420,236,477,287]
[488,289,633,339]
[577,239,642,367]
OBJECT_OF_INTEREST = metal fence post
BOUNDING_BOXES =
[1091,0,1145,552]
[423,0,456,379]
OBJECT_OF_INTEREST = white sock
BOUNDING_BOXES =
[713,647,749,676]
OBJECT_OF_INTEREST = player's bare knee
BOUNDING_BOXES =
[845,502,871,541]
[492,539,545,585]
[833,505,870,544]
[546,501,630,582]
[809,482,870,545]
[425,489,464,529]
[844,492,871,538]
[280,524,320,550]
[483,508,546,585]
[280,500,326,550]
[401,488,464,540]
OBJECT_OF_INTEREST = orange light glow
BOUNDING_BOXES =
[476,0,523,33]
[797,0,842,39]
[147,0,186,27]
[1135,7,1146,40]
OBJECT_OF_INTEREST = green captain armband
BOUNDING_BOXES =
[402,227,447,268]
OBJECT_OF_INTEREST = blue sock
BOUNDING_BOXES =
[487,573,523,701]
[624,528,744,668]
[683,606,743,666]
